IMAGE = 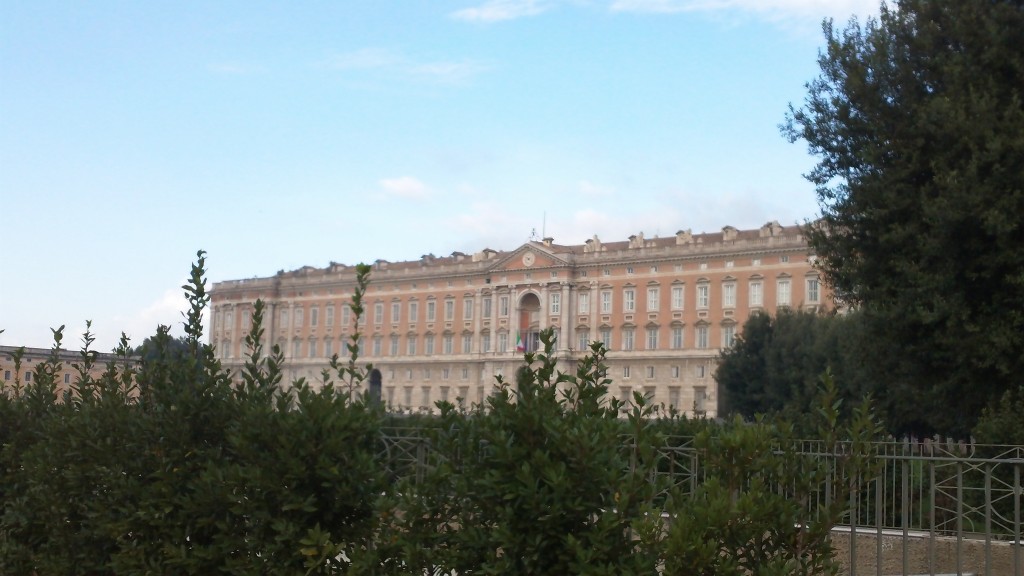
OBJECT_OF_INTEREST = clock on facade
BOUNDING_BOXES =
[521,251,536,267]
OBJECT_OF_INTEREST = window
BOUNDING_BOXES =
[697,284,710,309]
[326,305,335,327]
[777,279,792,306]
[671,366,680,378]
[407,336,417,355]
[482,333,491,352]
[342,305,351,328]
[603,268,610,276]
[373,303,383,325]
[626,266,634,274]
[241,309,251,329]
[403,386,412,405]
[426,300,436,322]
[308,340,317,358]
[310,306,319,327]
[390,335,399,356]
[424,368,432,380]
[443,334,454,354]
[696,365,707,378]
[722,282,736,308]
[671,326,684,349]
[622,328,635,351]
[483,297,492,318]
[462,334,472,354]
[752,258,762,266]
[700,262,708,270]
[391,302,401,323]
[4,370,11,381]
[225,310,233,329]
[671,285,684,310]
[463,297,474,320]
[498,332,508,353]
[722,324,736,348]
[421,387,431,407]
[292,340,301,358]
[324,339,333,357]
[694,387,708,412]
[425,335,435,355]
[599,328,612,348]
[725,260,734,268]
[696,325,709,349]
[623,288,636,312]
[577,292,590,314]
[577,330,590,351]
[442,369,450,381]
[295,308,304,327]
[461,368,469,380]
[647,286,659,311]
[622,367,631,379]
[444,299,454,321]
[499,296,510,317]
[280,309,289,328]
[550,293,561,314]
[372,336,382,356]
[601,290,613,313]
[408,301,418,323]
[646,327,659,350]
[780,255,790,263]
[749,281,764,306]
[646,366,655,379]
[807,277,820,303]
[24,372,32,382]
[64,373,71,384]
[651,265,658,273]
[669,386,681,409]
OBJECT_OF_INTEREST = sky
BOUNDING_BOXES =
[1,0,880,352]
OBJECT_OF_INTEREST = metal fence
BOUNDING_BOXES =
[377,429,1023,575]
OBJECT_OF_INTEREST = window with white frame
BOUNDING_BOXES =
[425,335,435,355]
[696,325,709,349]
[409,301,418,323]
[421,387,430,407]
[669,386,681,408]
[404,335,414,356]
[280,308,289,328]
[697,284,710,309]
[442,369,450,381]
[646,327,659,350]
[777,279,792,306]
[390,335,399,356]
[427,300,436,322]
[647,286,659,311]
[444,299,454,321]
[671,285,684,310]
[623,288,636,312]
[696,364,707,378]
[498,332,508,353]
[308,306,317,328]
[806,277,820,303]
[499,296,510,317]
[622,328,635,351]
[694,387,707,411]
[373,303,383,325]
[482,296,492,318]
[342,305,351,327]
[671,366,680,379]
[578,291,590,314]
[600,290,613,313]
[749,280,764,306]
[462,334,472,354]
[308,340,317,358]
[646,366,655,379]
[372,336,382,356]
[550,293,561,314]
[600,328,612,348]
[463,297,473,319]
[622,367,631,379]
[722,282,736,308]
[577,330,590,351]
[443,334,453,354]
[482,333,491,352]
[326,305,335,327]
[241,309,250,329]
[391,302,400,323]
[722,324,736,348]
[292,340,301,358]
[324,339,333,357]
[671,326,684,349]
[294,308,304,327]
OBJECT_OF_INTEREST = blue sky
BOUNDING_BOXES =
[1,0,878,351]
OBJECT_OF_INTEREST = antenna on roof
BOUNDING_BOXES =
[542,211,546,239]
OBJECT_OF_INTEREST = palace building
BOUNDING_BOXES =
[208,221,827,417]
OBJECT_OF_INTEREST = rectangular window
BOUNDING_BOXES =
[647,287,659,311]
[308,340,317,358]
[295,308,304,327]
[391,302,401,323]
[373,303,383,325]
[696,365,707,378]
[226,310,233,329]
[280,309,289,328]
[407,336,417,356]
[807,277,820,303]
[646,327,659,350]
[403,386,412,405]
[482,333,492,352]
[499,296,510,317]
[462,334,472,354]
[498,332,508,353]
[425,335,435,355]
[442,369,450,381]
[461,369,468,380]
[427,301,436,322]
[600,328,612,349]
[325,339,333,357]
[669,386,681,409]
[600,290,613,314]
[463,297,474,320]
[421,387,430,408]
[622,367,631,379]
[550,293,561,315]
[390,335,399,356]
[310,306,319,327]
[444,300,454,321]
[292,340,301,358]
[722,283,736,308]
[326,305,335,327]
[64,373,70,384]
[577,292,590,314]
[409,301,419,323]
[242,309,251,329]
[577,330,590,351]
[623,288,636,312]
[671,285,684,310]
[25,372,32,382]
[342,305,351,328]
[372,336,382,356]
[483,297,492,318]
[696,325,709,349]
[695,387,708,412]
[697,284,710,309]
[622,329,635,351]
[671,366,680,378]
[671,326,684,349]
[722,324,736,348]
[443,334,454,354]
[777,279,792,306]
[646,366,655,379]
[424,368,431,380]
[749,281,763,307]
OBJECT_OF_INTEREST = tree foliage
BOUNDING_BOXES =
[783,0,1024,436]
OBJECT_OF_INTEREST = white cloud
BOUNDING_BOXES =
[102,288,191,350]
[451,0,551,22]
[379,176,430,200]
[609,0,879,21]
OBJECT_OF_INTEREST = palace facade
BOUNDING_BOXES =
[208,221,827,417]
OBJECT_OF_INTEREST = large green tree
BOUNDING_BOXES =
[783,0,1024,436]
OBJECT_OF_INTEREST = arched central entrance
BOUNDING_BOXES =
[518,292,541,353]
